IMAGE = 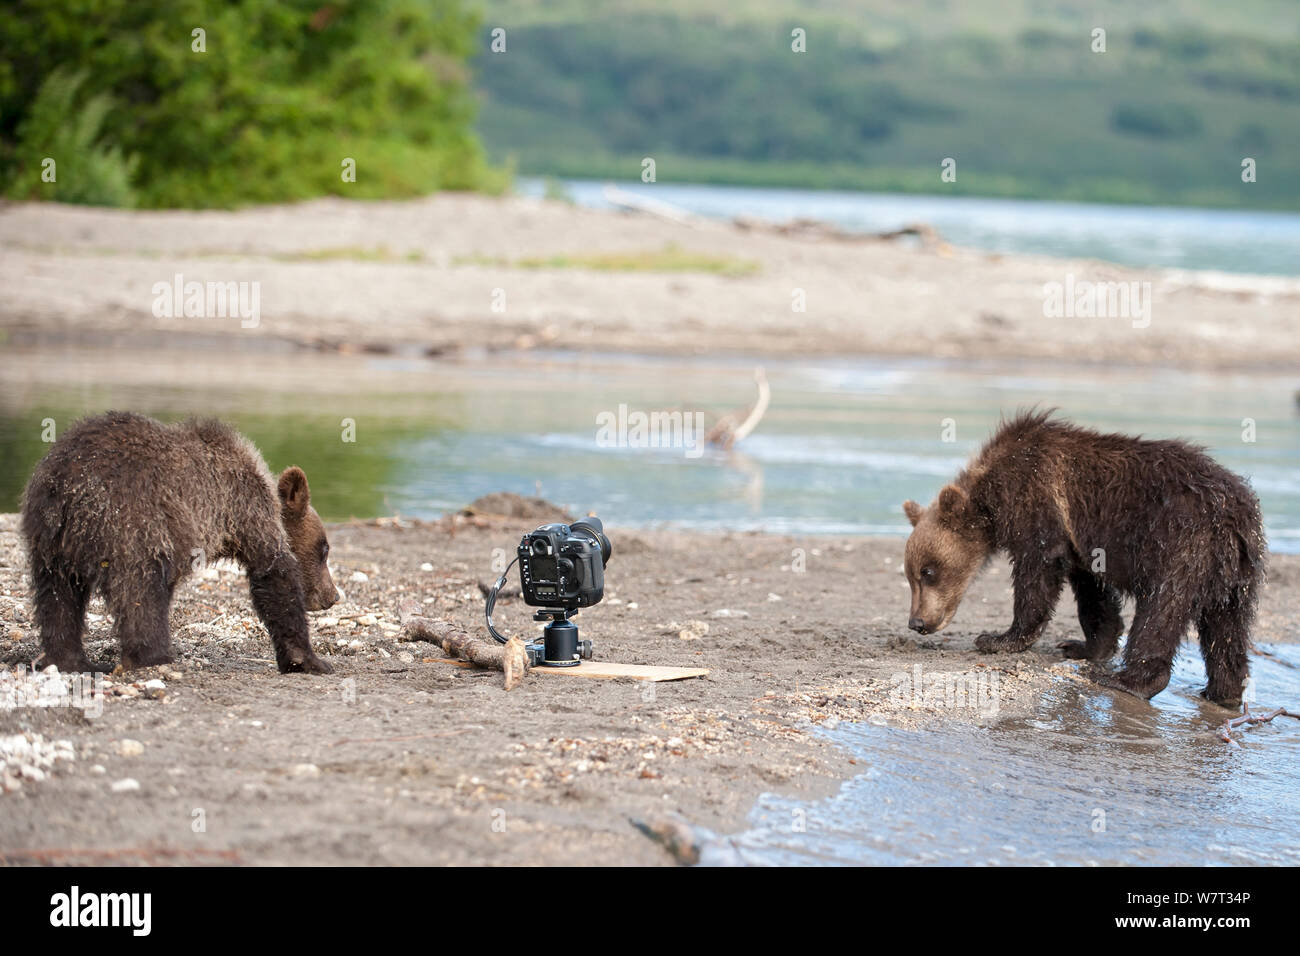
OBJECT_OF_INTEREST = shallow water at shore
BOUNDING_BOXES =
[3,349,1298,550]
[718,644,1300,866]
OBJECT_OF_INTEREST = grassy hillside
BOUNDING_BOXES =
[472,0,1300,209]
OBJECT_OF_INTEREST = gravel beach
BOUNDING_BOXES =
[2,507,1298,865]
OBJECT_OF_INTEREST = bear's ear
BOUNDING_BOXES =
[935,484,968,517]
[278,466,310,516]
[902,500,924,527]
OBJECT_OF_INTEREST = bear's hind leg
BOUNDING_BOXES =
[1097,592,1193,700]
[1196,589,1252,708]
[1059,569,1124,661]
[112,561,176,670]
[32,563,93,672]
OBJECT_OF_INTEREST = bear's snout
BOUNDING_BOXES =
[309,588,339,612]
[908,617,930,634]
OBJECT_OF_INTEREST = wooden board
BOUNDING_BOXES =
[425,657,708,681]
[531,660,709,682]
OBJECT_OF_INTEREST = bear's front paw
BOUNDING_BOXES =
[300,654,333,675]
[975,630,1022,654]
[37,651,100,674]
[1092,666,1168,701]
[1057,640,1093,660]
[120,649,175,671]
[278,650,334,675]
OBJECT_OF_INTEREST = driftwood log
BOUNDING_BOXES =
[706,367,770,450]
[1219,703,1300,745]
[397,600,528,690]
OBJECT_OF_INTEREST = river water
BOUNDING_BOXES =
[520,177,1300,277]
[3,351,1298,552]
[716,644,1300,866]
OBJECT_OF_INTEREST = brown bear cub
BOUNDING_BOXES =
[902,410,1265,706]
[21,412,337,674]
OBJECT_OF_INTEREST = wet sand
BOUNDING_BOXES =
[2,195,1298,369]
[2,510,1298,865]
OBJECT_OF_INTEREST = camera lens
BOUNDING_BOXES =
[571,517,612,566]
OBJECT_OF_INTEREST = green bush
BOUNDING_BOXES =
[0,0,502,208]
[6,69,138,206]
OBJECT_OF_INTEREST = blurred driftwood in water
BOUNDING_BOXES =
[706,368,770,450]
[602,183,698,226]
[732,215,943,247]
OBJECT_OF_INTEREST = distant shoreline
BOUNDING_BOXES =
[2,194,1298,371]
[517,176,1300,277]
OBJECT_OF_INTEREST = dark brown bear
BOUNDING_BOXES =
[21,411,337,674]
[901,410,1265,706]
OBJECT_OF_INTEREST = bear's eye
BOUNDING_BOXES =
[921,566,936,581]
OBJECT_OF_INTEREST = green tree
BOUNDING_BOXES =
[0,0,501,207]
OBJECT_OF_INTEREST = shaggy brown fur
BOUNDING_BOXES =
[902,410,1265,706]
[21,412,337,674]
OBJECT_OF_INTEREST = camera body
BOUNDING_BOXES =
[517,520,609,610]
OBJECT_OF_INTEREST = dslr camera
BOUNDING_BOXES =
[486,517,613,667]
[518,518,611,610]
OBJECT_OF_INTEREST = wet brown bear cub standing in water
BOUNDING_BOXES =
[902,411,1265,706]
[22,412,338,674]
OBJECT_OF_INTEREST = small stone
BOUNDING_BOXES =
[289,763,321,778]
[677,620,709,641]
[143,679,167,700]
[110,777,141,793]
[317,617,339,628]
[349,571,369,583]
[358,614,377,627]
[420,562,434,572]
[117,739,145,757]
[90,764,107,775]
[397,651,415,665]
[18,764,46,783]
